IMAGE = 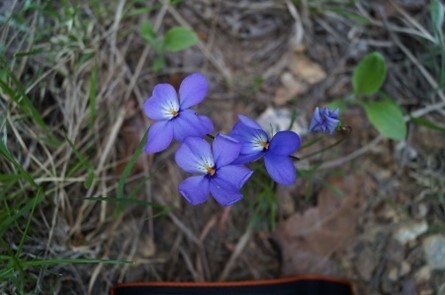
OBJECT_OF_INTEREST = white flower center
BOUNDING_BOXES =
[198,157,215,175]
[163,101,180,119]
[251,134,269,151]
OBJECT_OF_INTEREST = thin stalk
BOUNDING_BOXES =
[299,126,352,160]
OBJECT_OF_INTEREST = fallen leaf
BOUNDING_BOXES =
[274,175,365,275]
[273,51,326,105]
[289,53,326,85]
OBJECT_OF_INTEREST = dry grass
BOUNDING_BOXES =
[1,0,445,294]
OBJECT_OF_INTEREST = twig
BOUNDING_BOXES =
[218,229,252,281]
[166,5,232,83]
[318,135,384,170]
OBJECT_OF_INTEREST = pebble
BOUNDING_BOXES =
[414,265,431,283]
[256,107,307,135]
[356,246,378,281]
[394,221,428,245]
[423,235,445,270]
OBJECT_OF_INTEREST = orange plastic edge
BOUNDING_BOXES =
[111,274,354,295]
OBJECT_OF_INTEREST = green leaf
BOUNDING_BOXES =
[114,130,148,215]
[65,135,95,189]
[328,99,347,113]
[140,20,157,45]
[363,100,406,140]
[164,27,198,52]
[353,52,387,96]
[20,257,131,267]
[411,116,445,132]
[431,0,444,34]
[89,64,97,128]
[0,190,44,237]
[0,140,38,188]
[152,55,165,72]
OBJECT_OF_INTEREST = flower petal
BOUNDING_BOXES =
[179,73,208,109]
[230,121,269,155]
[209,177,243,207]
[233,151,264,164]
[145,121,174,153]
[237,114,263,130]
[330,108,340,118]
[213,134,241,167]
[309,107,322,132]
[144,84,179,120]
[175,137,213,174]
[215,165,253,189]
[178,175,210,205]
[264,154,296,185]
[268,131,301,156]
[325,116,339,134]
[197,115,214,135]
[173,109,208,141]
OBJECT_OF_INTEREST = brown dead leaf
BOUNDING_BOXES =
[289,53,326,85]
[273,52,326,105]
[274,175,365,275]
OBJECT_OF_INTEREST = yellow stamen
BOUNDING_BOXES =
[171,110,179,117]
[207,166,216,176]
[261,142,269,150]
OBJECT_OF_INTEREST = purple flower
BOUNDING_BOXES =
[229,115,301,186]
[175,134,253,207]
[143,73,214,153]
[309,107,340,134]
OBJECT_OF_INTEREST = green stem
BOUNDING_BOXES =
[299,136,323,150]
[299,126,352,160]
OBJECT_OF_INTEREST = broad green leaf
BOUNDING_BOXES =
[363,100,406,140]
[164,27,198,52]
[140,20,157,45]
[353,52,387,96]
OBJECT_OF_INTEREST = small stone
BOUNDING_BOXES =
[257,107,307,135]
[411,203,428,219]
[355,247,378,281]
[400,261,411,277]
[423,235,445,270]
[394,221,428,245]
[388,267,398,281]
[419,289,434,295]
[414,265,431,283]
[289,54,326,84]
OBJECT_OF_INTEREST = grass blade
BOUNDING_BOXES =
[114,130,148,215]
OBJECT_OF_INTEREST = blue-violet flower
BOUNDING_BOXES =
[175,134,253,207]
[143,73,214,153]
[309,107,340,134]
[229,115,300,186]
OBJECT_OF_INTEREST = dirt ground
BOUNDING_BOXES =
[1,0,445,294]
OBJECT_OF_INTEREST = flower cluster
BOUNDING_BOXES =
[143,73,339,207]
